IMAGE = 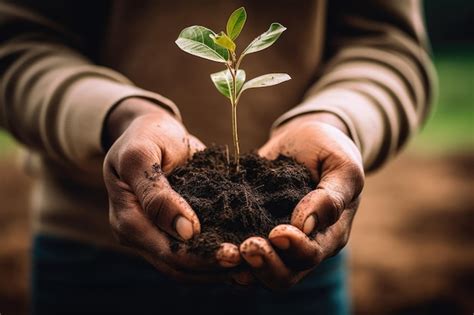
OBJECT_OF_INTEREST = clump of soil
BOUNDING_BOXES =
[168,146,315,257]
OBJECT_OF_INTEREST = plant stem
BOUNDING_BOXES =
[225,52,240,169]
[231,103,240,167]
[228,64,240,168]
[235,54,244,71]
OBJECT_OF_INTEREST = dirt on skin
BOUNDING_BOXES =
[167,146,315,257]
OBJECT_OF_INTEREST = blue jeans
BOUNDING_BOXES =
[32,234,350,314]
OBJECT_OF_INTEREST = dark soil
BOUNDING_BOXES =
[167,146,315,257]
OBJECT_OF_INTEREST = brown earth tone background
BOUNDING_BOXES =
[0,147,473,315]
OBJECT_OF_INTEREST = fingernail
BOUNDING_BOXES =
[216,245,240,268]
[271,236,290,250]
[246,255,264,268]
[303,214,317,235]
[175,216,194,240]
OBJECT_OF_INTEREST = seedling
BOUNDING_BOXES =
[176,7,291,167]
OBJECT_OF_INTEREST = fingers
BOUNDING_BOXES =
[270,198,358,270]
[240,237,306,290]
[114,146,200,240]
[105,161,241,272]
[257,136,281,161]
[134,171,200,240]
[106,180,233,281]
[312,196,360,257]
[216,243,241,268]
[291,159,364,235]
[269,224,322,270]
[114,209,228,283]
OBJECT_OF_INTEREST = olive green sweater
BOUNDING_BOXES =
[0,0,436,249]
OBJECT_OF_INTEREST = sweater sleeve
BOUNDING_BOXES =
[0,1,180,171]
[273,0,437,172]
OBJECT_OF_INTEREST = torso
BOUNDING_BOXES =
[101,0,326,151]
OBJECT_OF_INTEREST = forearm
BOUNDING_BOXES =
[0,2,180,170]
[273,112,350,138]
[272,0,436,172]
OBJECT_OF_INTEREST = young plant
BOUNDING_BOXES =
[175,7,291,167]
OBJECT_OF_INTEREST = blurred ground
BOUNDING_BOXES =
[350,151,474,314]
[0,151,31,315]
[348,43,474,313]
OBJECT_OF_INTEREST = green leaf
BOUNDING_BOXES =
[226,7,247,40]
[210,31,236,52]
[210,69,246,99]
[242,23,286,56]
[240,73,291,94]
[175,26,229,62]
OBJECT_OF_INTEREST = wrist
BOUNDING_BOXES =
[103,98,168,149]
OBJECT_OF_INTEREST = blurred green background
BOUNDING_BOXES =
[411,46,473,152]
[410,0,474,153]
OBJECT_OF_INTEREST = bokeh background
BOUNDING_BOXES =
[0,1,472,314]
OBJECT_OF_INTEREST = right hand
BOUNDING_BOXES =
[103,98,241,283]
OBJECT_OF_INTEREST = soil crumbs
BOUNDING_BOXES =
[168,146,315,257]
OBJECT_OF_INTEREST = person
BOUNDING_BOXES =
[0,0,436,314]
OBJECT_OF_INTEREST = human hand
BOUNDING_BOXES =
[240,112,364,289]
[103,98,241,282]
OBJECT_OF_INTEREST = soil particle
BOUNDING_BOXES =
[168,146,315,257]
[145,163,162,182]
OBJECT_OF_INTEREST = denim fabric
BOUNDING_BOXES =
[32,234,349,315]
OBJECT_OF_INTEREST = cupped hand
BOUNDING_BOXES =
[240,113,364,289]
[103,98,241,283]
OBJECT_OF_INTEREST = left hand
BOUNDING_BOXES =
[239,113,365,289]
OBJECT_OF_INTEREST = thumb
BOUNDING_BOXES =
[188,135,206,157]
[119,147,200,240]
[136,165,200,240]
[257,136,282,160]
[291,159,364,234]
